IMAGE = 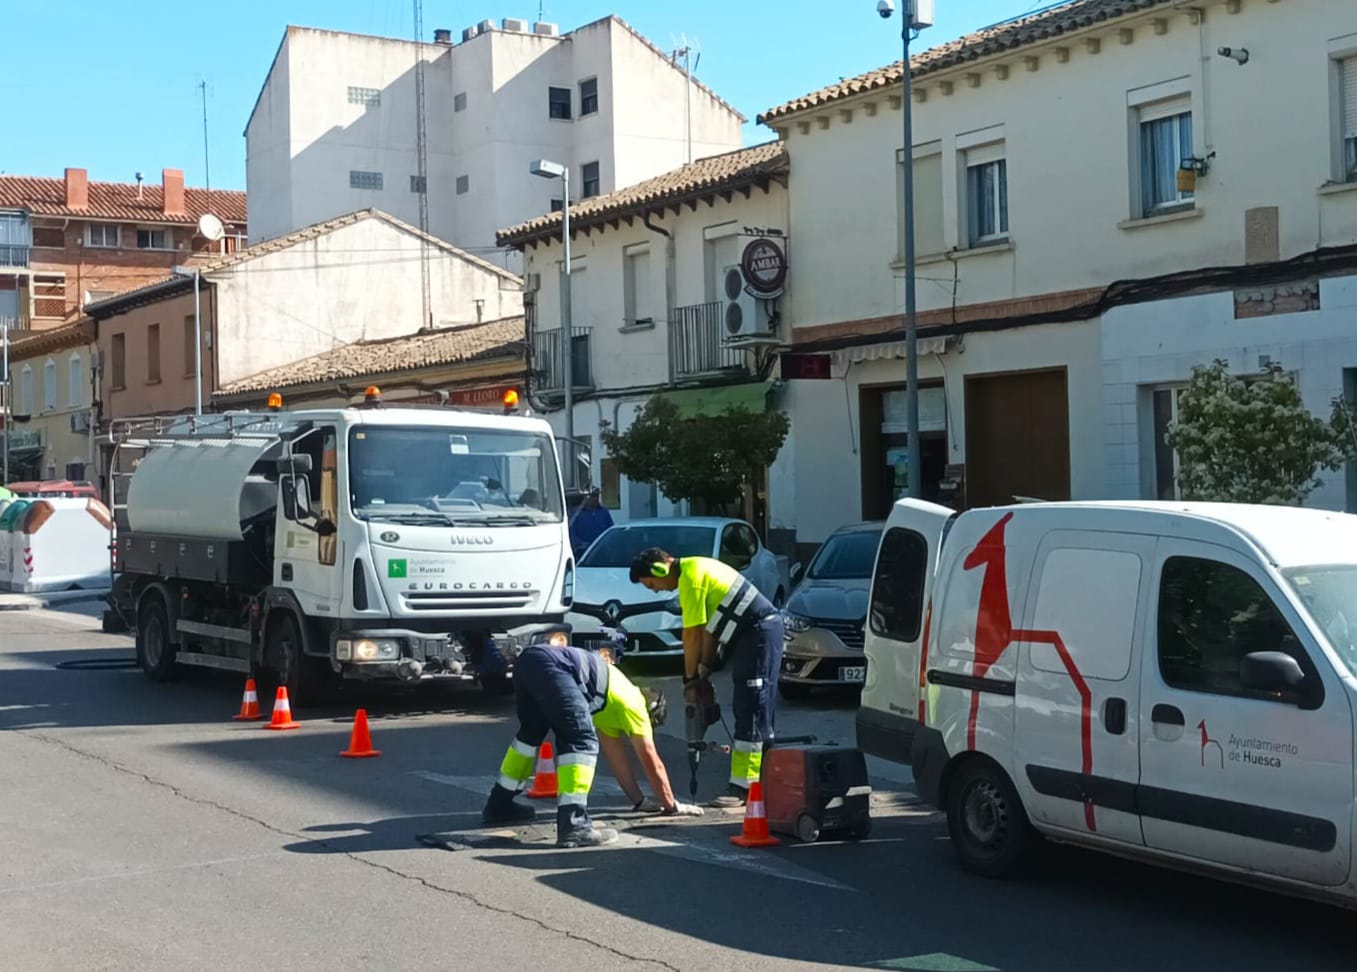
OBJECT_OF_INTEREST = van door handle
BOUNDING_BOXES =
[1151,703,1184,726]
[1102,698,1127,735]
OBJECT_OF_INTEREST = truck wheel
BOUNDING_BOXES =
[264,612,316,707]
[479,673,514,696]
[136,595,179,682]
[946,761,1034,878]
[795,813,821,843]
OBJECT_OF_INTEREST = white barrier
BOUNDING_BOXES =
[0,498,28,591]
[7,497,113,594]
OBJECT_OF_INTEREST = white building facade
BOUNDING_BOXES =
[246,17,745,268]
[756,0,1357,557]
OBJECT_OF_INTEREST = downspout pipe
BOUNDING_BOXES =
[642,214,677,385]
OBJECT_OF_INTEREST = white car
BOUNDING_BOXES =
[568,517,789,656]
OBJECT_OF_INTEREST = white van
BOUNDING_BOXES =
[860,498,1357,906]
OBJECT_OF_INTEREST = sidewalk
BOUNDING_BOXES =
[0,589,110,612]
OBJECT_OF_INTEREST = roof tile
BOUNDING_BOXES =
[0,174,246,226]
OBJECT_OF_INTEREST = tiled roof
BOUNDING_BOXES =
[498,142,788,247]
[0,175,246,226]
[759,0,1174,124]
[6,320,96,362]
[216,316,525,396]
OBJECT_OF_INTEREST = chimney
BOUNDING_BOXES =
[433,28,452,44]
[162,168,185,218]
[64,168,88,210]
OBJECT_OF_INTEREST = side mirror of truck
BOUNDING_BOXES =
[1240,650,1311,704]
[276,454,313,477]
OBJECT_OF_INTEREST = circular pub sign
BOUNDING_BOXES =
[740,237,788,298]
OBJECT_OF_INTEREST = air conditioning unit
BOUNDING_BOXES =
[524,271,542,292]
[721,265,775,341]
[502,18,528,32]
[477,19,495,33]
[70,410,91,433]
[462,25,479,42]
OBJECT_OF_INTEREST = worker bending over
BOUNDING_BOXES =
[629,548,784,807]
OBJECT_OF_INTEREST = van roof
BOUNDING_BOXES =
[969,501,1357,570]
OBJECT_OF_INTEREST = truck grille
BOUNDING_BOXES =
[811,617,865,650]
[402,590,534,612]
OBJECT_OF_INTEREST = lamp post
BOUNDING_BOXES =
[529,159,575,489]
[2,314,10,484]
[880,0,932,499]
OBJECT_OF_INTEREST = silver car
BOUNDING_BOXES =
[779,521,884,700]
[568,517,790,656]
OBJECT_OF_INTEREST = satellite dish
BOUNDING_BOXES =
[197,213,225,242]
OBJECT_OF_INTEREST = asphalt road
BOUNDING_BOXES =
[2,604,1354,972]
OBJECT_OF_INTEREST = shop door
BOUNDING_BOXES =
[964,369,1070,509]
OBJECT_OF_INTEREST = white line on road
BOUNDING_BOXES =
[0,852,281,897]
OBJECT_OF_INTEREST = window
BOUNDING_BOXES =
[19,364,32,416]
[599,457,621,509]
[898,143,944,259]
[703,228,739,302]
[1138,98,1193,215]
[111,334,126,389]
[349,170,383,191]
[33,274,66,318]
[1150,386,1187,500]
[136,228,169,250]
[183,315,197,378]
[964,143,1008,246]
[0,212,31,262]
[147,323,161,383]
[1158,556,1309,700]
[454,92,467,112]
[580,77,599,116]
[68,352,82,407]
[549,86,571,120]
[410,175,427,194]
[87,223,120,248]
[808,529,884,581]
[1339,56,1357,183]
[550,198,564,213]
[456,175,470,195]
[868,527,928,642]
[623,246,652,327]
[43,358,56,411]
[1031,547,1142,680]
[581,161,600,199]
[347,86,381,106]
[32,226,63,248]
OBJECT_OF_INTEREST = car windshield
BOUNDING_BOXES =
[580,525,716,568]
[807,530,882,580]
[348,426,563,524]
[1283,565,1357,677]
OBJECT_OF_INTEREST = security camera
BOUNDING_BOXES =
[877,0,896,18]
[1217,46,1249,65]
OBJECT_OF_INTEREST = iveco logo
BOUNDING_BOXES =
[603,600,623,624]
[450,535,494,546]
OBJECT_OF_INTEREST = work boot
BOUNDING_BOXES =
[482,784,536,826]
[557,824,619,848]
[706,784,749,810]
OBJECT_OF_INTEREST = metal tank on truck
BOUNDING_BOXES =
[105,388,577,705]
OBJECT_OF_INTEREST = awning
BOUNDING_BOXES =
[831,336,951,371]
[661,381,773,418]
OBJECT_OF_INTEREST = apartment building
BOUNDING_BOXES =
[2,320,97,482]
[245,16,745,267]
[0,168,246,332]
[755,0,1357,549]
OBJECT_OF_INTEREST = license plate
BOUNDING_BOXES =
[840,665,866,682]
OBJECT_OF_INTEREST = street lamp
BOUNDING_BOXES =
[529,158,576,489]
[879,0,933,499]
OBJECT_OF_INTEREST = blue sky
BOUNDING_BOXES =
[3,0,1043,190]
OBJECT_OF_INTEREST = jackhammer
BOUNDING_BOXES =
[683,678,729,799]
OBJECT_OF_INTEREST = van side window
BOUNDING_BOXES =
[869,528,928,642]
[1158,557,1305,697]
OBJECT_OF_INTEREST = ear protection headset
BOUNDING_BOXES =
[650,559,671,578]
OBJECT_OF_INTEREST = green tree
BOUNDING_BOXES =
[600,396,790,514]
[1166,360,1351,505]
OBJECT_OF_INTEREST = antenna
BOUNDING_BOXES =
[199,80,211,198]
[412,0,433,331]
[670,35,702,164]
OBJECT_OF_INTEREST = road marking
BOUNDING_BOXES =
[868,956,999,972]
[0,853,281,896]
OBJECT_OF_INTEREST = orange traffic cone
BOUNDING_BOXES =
[340,709,381,758]
[263,686,301,731]
[232,678,261,721]
[525,741,558,798]
[730,781,779,848]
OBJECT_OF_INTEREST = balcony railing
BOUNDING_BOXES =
[670,301,749,382]
[532,326,594,394]
[0,244,30,268]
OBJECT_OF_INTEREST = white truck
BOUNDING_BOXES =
[106,397,577,704]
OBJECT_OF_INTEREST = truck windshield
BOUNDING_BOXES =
[1283,565,1357,677]
[348,426,563,524]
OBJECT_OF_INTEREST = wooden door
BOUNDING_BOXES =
[964,369,1070,508]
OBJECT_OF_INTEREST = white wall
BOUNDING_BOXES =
[213,216,522,385]
[245,40,292,244]
[770,0,1357,333]
[1102,273,1357,511]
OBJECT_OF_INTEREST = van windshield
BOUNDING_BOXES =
[1283,565,1357,677]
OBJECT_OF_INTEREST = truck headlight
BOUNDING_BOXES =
[352,638,400,661]
[782,612,812,635]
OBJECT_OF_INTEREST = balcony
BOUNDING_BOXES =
[0,244,30,269]
[670,302,750,382]
[532,326,594,395]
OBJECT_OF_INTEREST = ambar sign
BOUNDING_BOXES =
[740,237,787,298]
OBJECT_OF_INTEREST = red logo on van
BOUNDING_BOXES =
[963,513,1097,832]
[1198,720,1224,769]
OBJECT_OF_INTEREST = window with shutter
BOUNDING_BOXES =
[1342,56,1357,182]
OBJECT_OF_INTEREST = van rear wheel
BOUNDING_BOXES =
[946,761,1034,878]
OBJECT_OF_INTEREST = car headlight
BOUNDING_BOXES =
[782,612,812,635]
[351,638,400,661]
